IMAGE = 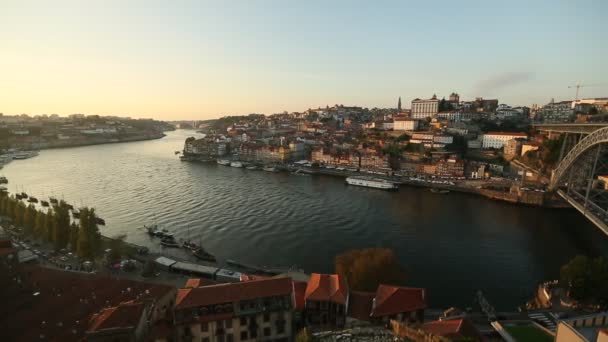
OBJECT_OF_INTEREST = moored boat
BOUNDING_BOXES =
[263,166,278,172]
[160,236,180,248]
[230,161,243,168]
[28,197,39,203]
[0,176,7,184]
[345,176,398,190]
[217,159,231,166]
[192,247,216,262]
[145,224,159,236]
[49,197,58,204]
[246,165,259,170]
[40,200,50,207]
[95,217,106,225]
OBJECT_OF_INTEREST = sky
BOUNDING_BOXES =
[1,0,607,120]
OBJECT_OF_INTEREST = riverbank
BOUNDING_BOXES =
[32,132,167,150]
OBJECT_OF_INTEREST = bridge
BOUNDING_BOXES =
[546,125,608,236]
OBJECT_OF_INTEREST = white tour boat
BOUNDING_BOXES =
[345,176,398,190]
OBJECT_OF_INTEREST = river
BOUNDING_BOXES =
[3,129,607,310]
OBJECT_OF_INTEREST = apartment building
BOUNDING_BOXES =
[174,277,294,342]
[304,273,349,328]
[481,132,527,149]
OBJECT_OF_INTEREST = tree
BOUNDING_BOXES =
[69,222,79,252]
[295,328,312,342]
[561,255,608,303]
[34,210,46,238]
[23,204,37,236]
[335,248,406,292]
[108,234,127,262]
[51,201,71,250]
[76,207,101,260]
[43,210,54,242]
[14,201,26,227]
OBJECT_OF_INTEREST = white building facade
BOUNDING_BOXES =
[481,132,527,149]
[411,95,439,119]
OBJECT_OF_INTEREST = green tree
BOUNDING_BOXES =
[108,234,127,262]
[77,207,101,260]
[51,201,71,250]
[335,248,406,292]
[23,204,37,236]
[43,210,54,242]
[6,196,17,220]
[34,210,46,238]
[561,255,608,303]
[69,222,79,252]
[14,201,26,226]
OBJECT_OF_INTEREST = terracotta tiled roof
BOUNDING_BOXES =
[371,284,426,317]
[348,291,375,321]
[240,274,270,282]
[421,318,484,340]
[175,277,293,310]
[292,281,307,310]
[185,278,203,288]
[87,301,146,332]
[0,265,175,342]
[304,273,348,305]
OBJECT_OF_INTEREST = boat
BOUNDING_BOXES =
[21,192,28,199]
[430,188,450,194]
[174,150,181,155]
[217,159,231,166]
[246,165,259,170]
[230,161,243,168]
[28,197,39,203]
[192,247,216,262]
[182,240,199,251]
[72,210,80,218]
[49,197,58,204]
[0,176,7,184]
[345,176,398,190]
[66,203,73,210]
[263,166,279,172]
[95,217,106,225]
[144,224,158,236]
[160,236,180,248]
[15,194,22,200]
[226,259,301,275]
[40,200,49,207]
[13,151,39,160]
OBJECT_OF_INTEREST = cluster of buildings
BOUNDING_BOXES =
[0,113,171,150]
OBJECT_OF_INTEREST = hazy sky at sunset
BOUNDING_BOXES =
[1,0,607,120]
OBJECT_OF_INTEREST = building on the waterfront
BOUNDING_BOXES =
[348,284,427,324]
[411,95,439,119]
[184,136,229,158]
[435,157,465,178]
[409,133,453,149]
[304,273,349,328]
[86,301,151,342]
[174,277,294,342]
[482,132,527,149]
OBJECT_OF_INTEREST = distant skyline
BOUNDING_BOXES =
[1,0,607,120]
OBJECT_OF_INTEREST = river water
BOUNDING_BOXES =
[3,129,607,310]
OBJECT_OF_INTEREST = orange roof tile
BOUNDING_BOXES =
[292,281,307,310]
[304,273,348,305]
[421,318,484,340]
[371,284,426,317]
[175,277,293,310]
[88,301,146,332]
[185,278,203,288]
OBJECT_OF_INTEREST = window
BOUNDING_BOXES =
[202,338,210,342]
[320,301,328,310]
[263,313,270,322]
[202,322,208,332]
[264,327,271,337]
[226,334,233,342]
[277,321,285,334]
[217,335,225,342]
[240,317,247,326]
[240,331,248,341]
[183,327,191,336]
[225,319,232,329]
[250,329,257,339]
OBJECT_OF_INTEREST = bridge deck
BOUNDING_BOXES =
[557,190,608,236]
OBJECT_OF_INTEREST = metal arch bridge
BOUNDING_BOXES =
[548,126,608,235]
